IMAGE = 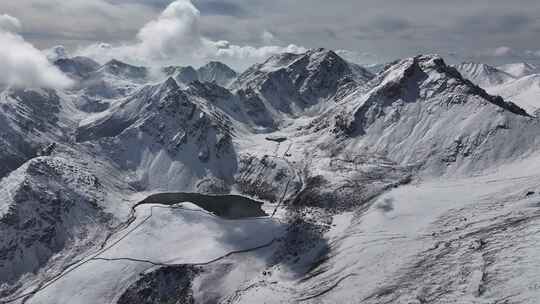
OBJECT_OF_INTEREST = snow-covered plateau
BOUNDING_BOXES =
[2,48,540,303]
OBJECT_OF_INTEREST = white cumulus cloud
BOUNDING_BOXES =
[136,0,203,60]
[335,49,378,65]
[0,14,21,32]
[43,45,69,61]
[77,0,307,69]
[525,50,540,58]
[491,46,516,57]
[0,14,72,89]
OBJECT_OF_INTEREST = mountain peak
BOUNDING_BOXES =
[227,48,368,126]
[306,47,338,57]
[100,59,148,80]
[162,77,180,91]
[103,59,144,71]
[163,62,237,87]
[499,62,539,78]
[53,56,100,79]
[454,61,515,87]
[372,54,443,85]
[304,48,348,71]
[104,59,128,68]
[198,61,237,87]
[203,61,233,69]
[351,54,529,124]
[256,48,343,73]
[168,66,198,84]
[44,45,68,61]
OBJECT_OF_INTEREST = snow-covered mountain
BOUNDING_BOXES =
[454,62,515,87]
[76,77,238,191]
[230,48,373,128]
[0,87,72,178]
[164,61,237,88]
[317,55,533,175]
[499,62,540,78]
[0,157,108,289]
[2,49,540,304]
[489,74,540,115]
[454,62,540,116]
[53,57,100,80]
[198,61,238,87]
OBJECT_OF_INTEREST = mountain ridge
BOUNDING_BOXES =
[454,61,516,87]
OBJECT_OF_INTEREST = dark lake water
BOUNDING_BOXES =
[137,192,268,219]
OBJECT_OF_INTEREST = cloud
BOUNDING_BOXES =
[525,50,540,58]
[43,45,69,61]
[491,46,516,57]
[0,14,21,32]
[76,0,307,69]
[1,0,156,50]
[371,16,412,33]
[76,0,205,64]
[136,0,204,60]
[464,45,540,66]
[5,0,540,68]
[211,43,307,62]
[196,1,249,17]
[335,49,377,65]
[478,46,537,59]
[469,46,520,61]
[261,30,278,45]
[0,15,72,89]
[459,13,533,34]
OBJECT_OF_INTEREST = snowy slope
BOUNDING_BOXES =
[24,203,284,304]
[229,48,373,128]
[499,62,540,78]
[307,55,536,175]
[75,77,242,192]
[232,156,540,303]
[488,74,540,116]
[454,62,515,88]
[198,61,238,87]
[0,157,111,299]
[78,59,149,99]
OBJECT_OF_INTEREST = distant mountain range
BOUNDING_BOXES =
[455,61,540,115]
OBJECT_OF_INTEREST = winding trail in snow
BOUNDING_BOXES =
[2,199,283,304]
[92,238,277,267]
[3,140,305,304]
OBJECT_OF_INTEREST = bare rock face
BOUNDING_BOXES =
[230,48,374,127]
[117,266,201,304]
[53,57,100,80]
[0,157,108,291]
[198,61,238,87]
[163,61,237,88]
[0,88,65,178]
[75,77,237,191]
